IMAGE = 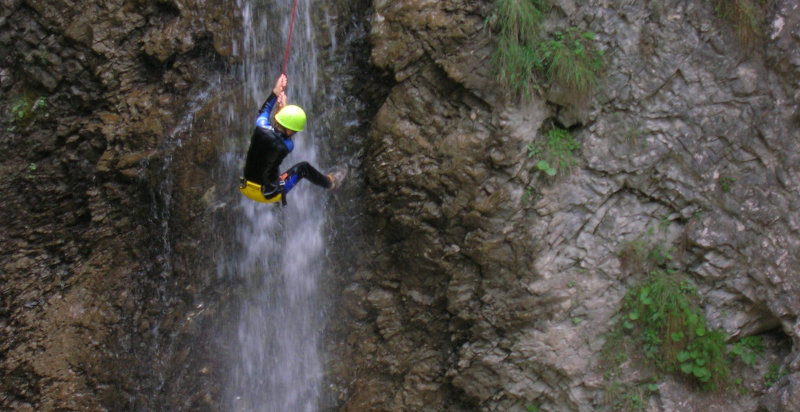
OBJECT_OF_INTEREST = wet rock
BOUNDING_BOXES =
[1,0,238,410]
[142,19,196,63]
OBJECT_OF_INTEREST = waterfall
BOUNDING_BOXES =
[222,0,327,410]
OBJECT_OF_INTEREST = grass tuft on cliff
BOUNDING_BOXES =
[490,0,604,102]
[495,0,545,45]
[711,0,769,47]
[536,28,605,101]
[491,0,546,98]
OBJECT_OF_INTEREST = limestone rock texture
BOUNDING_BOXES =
[329,0,800,411]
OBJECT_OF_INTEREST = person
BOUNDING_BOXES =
[239,74,345,205]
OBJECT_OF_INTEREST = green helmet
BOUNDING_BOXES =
[274,105,306,132]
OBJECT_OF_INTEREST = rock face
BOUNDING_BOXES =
[330,0,800,411]
[0,0,237,409]
[3,0,800,411]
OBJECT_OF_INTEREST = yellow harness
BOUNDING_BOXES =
[239,178,282,204]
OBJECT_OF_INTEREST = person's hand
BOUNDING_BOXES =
[273,74,287,96]
[276,92,287,110]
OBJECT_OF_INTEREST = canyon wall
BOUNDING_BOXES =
[2,0,800,411]
[330,0,800,410]
[0,0,238,408]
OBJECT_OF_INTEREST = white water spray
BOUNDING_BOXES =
[225,0,327,410]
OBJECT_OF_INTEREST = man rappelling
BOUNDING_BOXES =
[238,0,345,205]
[239,74,346,205]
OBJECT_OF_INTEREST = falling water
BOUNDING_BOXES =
[222,0,327,410]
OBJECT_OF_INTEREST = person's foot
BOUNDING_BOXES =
[327,166,348,190]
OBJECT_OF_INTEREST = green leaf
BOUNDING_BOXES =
[680,363,693,374]
[545,167,557,176]
[696,327,706,337]
[677,351,691,362]
[33,97,46,110]
[693,366,709,378]
[623,320,634,329]
[743,353,756,365]
[628,311,640,320]
[647,383,659,392]
[639,288,653,305]
[527,142,538,158]
[536,160,550,171]
[670,332,684,342]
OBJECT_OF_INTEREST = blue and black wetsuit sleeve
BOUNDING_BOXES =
[256,92,278,129]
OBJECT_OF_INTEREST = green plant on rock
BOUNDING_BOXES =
[618,226,680,275]
[11,98,30,121]
[527,125,580,177]
[27,163,37,179]
[10,95,46,126]
[603,381,649,412]
[764,363,789,387]
[493,36,542,98]
[604,235,772,403]
[620,270,730,389]
[534,28,605,100]
[490,0,605,101]
[494,0,545,45]
[521,185,543,205]
[710,0,769,46]
[719,176,736,193]
[729,336,764,366]
[491,0,547,97]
